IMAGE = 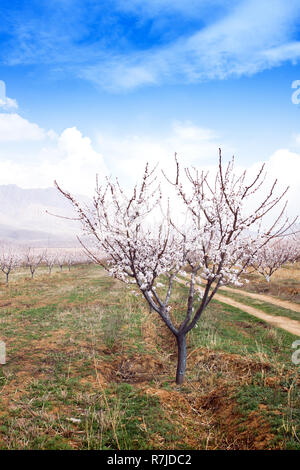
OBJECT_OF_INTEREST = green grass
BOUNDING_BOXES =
[78,383,179,450]
[171,282,298,365]
[167,281,300,449]
[235,372,300,449]
[0,265,299,449]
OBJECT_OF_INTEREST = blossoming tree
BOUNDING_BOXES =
[251,236,300,282]
[55,151,295,384]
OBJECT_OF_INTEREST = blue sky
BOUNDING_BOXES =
[0,0,300,216]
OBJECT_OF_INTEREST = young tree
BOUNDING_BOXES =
[43,250,57,275]
[55,151,295,384]
[64,250,89,270]
[64,251,77,271]
[55,250,68,272]
[23,247,44,279]
[0,244,20,283]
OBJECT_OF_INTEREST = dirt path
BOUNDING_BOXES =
[176,278,300,337]
[214,292,300,337]
[219,285,300,313]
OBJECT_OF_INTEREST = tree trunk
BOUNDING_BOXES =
[6,273,9,284]
[176,334,187,385]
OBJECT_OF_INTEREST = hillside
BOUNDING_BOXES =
[0,184,86,246]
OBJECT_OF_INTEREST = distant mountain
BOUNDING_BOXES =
[0,184,88,247]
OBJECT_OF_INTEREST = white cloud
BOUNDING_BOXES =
[3,2,300,92]
[95,121,232,183]
[53,127,108,194]
[262,42,300,65]
[0,119,231,196]
[171,122,217,141]
[266,149,300,186]
[0,125,108,196]
[227,148,300,225]
[0,113,46,141]
[0,114,298,222]
[263,149,300,219]
[0,97,18,110]
[97,128,300,221]
[83,0,300,91]
[83,63,158,91]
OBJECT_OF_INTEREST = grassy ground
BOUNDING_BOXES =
[0,265,299,450]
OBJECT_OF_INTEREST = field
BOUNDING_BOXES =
[0,264,299,450]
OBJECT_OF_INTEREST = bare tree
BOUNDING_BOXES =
[65,250,86,271]
[23,247,44,279]
[55,251,67,272]
[43,250,57,275]
[43,249,89,274]
[55,151,295,384]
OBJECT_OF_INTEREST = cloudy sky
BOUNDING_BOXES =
[0,0,300,217]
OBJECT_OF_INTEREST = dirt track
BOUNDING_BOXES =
[176,278,300,337]
[219,285,300,313]
[214,292,300,337]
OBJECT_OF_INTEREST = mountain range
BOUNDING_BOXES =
[0,184,86,247]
